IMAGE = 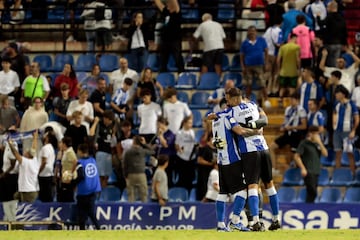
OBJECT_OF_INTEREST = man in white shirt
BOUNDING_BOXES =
[110,57,139,99]
[192,13,226,75]
[163,88,192,133]
[320,47,360,93]
[0,57,20,106]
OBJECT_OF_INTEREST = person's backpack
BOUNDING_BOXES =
[94,5,105,21]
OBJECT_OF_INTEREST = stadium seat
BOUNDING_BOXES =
[107,170,118,185]
[188,188,197,202]
[99,186,121,202]
[33,54,53,72]
[191,109,203,128]
[52,53,74,72]
[195,129,204,142]
[217,3,235,21]
[222,72,242,87]
[177,91,189,103]
[343,187,360,203]
[189,91,210,109]
[341,152,350,166]
[318,187,342,203]
[277,187,296,203]
[146,53,160,72]
[168,187,189,202]
[167,55,179,72]
[222,54,230,71]
[120,189,128,202]
[296,187,307,203]
[175,72,197,89]
[197,73,220,90]
[230,54,241,71]
[329,168,353,186]
[76,72,88,83]
[353,169,360,186]
[156,72,176,88]
[318,168,330,186]
[99,54,118,72]
[282,168,304,186]
[181,4,199,21]
[75,54,96,72]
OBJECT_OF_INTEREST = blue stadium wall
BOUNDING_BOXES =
[0,202,359,230]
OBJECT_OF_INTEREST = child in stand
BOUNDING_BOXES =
[202,161,219,202]
[151,154,169,206]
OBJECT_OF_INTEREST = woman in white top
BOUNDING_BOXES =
[175,116,197,191]
[203,163,219,202]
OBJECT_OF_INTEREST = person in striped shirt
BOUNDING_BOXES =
[333,85,359,175]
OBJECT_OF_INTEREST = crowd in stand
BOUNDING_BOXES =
[0,0,358,225]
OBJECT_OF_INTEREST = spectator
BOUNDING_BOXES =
[175,116,197,191]
[277,33,300,99]
[269,93,307,171]
[299,67,324,112]
[80,64,108,95]
[320,47,360,93]
[281,1,313,40]
[137,67,163,104]
[64,111,88,153]
[8,131,39,203]
[0,95,20,134]
[154,0,184,73]
[56,136,77,202]
[53,83,72,128]
[202,162,219,202]
[9,0,25,25]
[151,154,169,206]
[163,87,192,134]
[73,143,101,230]
[263,23,283,96]
[294,126,328,203]
[208,80,235,113]
[240,26,269,105]
[0,57,20,105]
[110,57,139,99]
[304,0,327,31]
[333,85,359,175]
[110,0,126,40]
[66,89,94,134]
[307,99,325,134]
[89,77,107,118]
[313,33,326,82]
[353,75,360,151]
[123,135,154,202]
[291,14,315,68]
[265,0,285,28]
[127,11,151,73]
[0,140,19,222]
[38,131,57,202]
[137,89,162,143]
[5,42,27,85]
[20,97,48,152]
[111,77,133,121]
[91,111,116,188]
[54,63,79,98]
[94,0,113,53]
[154,116,176,187]
[317,0,347,67]
[80,0,97,52]
[196,134,216,201]
[191,13,226,76]
[21,62,50,110]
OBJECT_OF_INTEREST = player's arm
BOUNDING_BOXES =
[239,108,268,129]
[8,140,22,164]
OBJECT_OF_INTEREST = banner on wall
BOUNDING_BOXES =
[0,202,359,230]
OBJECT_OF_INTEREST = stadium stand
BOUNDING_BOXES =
[318,188,342,203]
[75,54,97,72]
[329,168,353,187]
[156,72,176,88]
[277,186,296,203]
[99,186,122,202]
[168,187,189,202]
[282,168,304,186]
[197,73,220,90]
[343,187,360,203]
[189,91,211,109]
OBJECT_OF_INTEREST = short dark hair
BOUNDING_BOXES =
[331,70,342,79]
[157,116,169,126]
[334,84,350,98]
[78,143,89,154]
[308,98,319,106]
[290,92,300,99]
[103,109,115,121]
[140,89,152,97]
[124,77,133,86]
[290,32,298,38]
[121,119,132,127]
[157,154,169,166]
[296,14,306,24]
[308,125,319,133]
[226,87,241,98]
[62,136,72,147]
[164,87,177,99]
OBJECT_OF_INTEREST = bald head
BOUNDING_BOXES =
[224,80,235,90]
[327,1,338,12]
[202,13,212,22]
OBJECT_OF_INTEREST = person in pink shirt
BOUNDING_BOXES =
[290,15,315,68]
[54,63,79,98]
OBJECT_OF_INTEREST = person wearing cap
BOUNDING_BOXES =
[320,45,360,93]
[8,130,40,203]
[333,84,359,176]
[0,57,20,105]
[277,32,300,101]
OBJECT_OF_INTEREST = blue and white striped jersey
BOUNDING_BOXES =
[307,110,325,127]
[212,111,241,165]
[283,105,307,131]
[299,81,324,112]
[334,100,359,132]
